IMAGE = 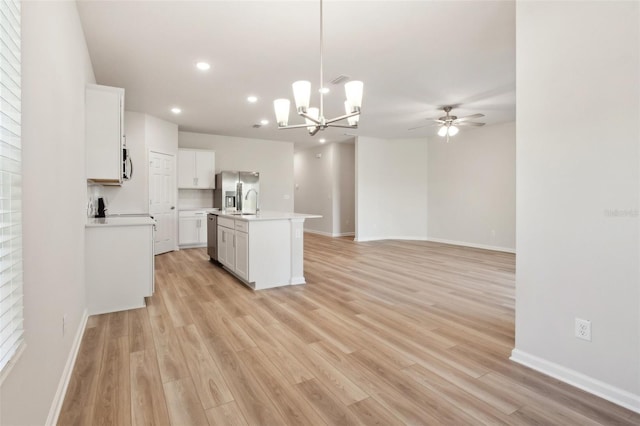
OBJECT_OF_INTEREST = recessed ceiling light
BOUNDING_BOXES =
[171,107,182,114]
[319,138,326,143]
[319,87,330,94]
[247,96,258,103]
[195,61,210,71]
[260,119,269,125]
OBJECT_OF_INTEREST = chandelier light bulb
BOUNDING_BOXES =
[345,101,358,126]
[448,125,459,136]
[292,81,311,112]
[438,126,448,137]
[274,99,291,126]
[345,81,364,110]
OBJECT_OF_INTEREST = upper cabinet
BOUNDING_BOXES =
[178,149,215,189]
[86,84,125,185]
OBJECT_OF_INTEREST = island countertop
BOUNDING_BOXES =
[210,210,321,222]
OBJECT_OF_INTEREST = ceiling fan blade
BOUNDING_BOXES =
[455,113,485,122]
[427,119,446,124]
[456,122,486,127]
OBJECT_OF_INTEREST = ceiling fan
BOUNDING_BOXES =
[409,106,485,142]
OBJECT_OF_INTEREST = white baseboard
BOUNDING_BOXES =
[335,231,355,237]
[353,235,387,242]
[427,237,516,253]
[510,349,640,414]
[354,235,425,242]
[304,229,355,238]
[352,235,514,254]
[46,309,89,426]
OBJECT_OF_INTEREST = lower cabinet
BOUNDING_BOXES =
[217,217,250,281]
[178,211,207,247]
[234,230,249,281]
[217,225,236,269]
[86,221,155,315]
[214,215,305,290]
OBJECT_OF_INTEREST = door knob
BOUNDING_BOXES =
[171,206,175,210]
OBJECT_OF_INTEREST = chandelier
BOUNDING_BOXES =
[273,0,363,136]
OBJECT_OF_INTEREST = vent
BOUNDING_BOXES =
[330,75,350,85]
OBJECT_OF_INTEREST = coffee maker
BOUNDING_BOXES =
[95,197,107,218]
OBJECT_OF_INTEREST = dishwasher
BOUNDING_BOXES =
[207,213,218,262]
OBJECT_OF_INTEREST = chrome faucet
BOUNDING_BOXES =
[245,189,259,213]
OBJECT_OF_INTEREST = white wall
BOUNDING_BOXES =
[294,144,335,233]
[0,2,95,424]
[513,0,640,411]
[334,143,355,236]
[428,122,516,252]
[179,131,294,212]
[355,136,428,241]
[293,142,355,236]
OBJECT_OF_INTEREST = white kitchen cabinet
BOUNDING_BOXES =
[85,217,155,315]
[210,212,321,290]
[217,219,236,270]
[178,210,207,247]
[178,149,216,189]
[86,84,125,185]
[234,229,249,281]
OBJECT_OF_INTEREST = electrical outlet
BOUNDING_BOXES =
[575,318,591,341]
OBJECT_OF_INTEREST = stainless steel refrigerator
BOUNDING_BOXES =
[214,171,260,214]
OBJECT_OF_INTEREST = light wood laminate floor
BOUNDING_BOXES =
[59,234,640,425]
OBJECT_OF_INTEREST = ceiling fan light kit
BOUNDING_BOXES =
[274,0,363,136]
[410,105,485,142]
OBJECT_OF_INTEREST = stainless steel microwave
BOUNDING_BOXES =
[123,147,133,181]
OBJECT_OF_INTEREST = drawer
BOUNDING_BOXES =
[234,221,249,233]
[218,216,235,229]
[179,210,207,218]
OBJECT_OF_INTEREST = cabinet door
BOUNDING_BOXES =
[217,226,227,266]
[226,229,236,270]
[177,150,195,188]
[179,217,199,245]
[86,85,124,183]
[235,231,249,281]
[195,151,216,189]
[197,217,207,243]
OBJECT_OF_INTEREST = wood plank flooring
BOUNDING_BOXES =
[58,234,640,425]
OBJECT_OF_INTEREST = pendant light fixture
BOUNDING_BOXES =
[273,0,363,136]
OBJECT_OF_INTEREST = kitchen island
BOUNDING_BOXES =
[211,210,321,290]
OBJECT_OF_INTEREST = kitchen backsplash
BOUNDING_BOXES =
[178,189,214,210]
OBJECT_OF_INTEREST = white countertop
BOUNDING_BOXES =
[211,210,321,222]
[86,216,156,227]
[178,208,219,212]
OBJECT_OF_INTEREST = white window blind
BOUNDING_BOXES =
[0,0,23,375]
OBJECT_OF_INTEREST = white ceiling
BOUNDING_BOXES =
[77,0,515,149]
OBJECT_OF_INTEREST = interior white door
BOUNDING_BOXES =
[149,150,176,255]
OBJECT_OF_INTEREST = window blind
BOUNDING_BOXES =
[0,0,23,375]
